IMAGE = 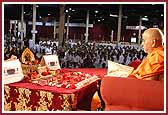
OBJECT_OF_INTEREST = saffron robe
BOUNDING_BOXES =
[131,46,164,80]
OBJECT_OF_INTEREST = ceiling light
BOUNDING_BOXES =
[142,17,149,21]
[110,14,118,17]
[144,16,148,18]
[98,19,100,22]
[48,13,51,16]
[65,10,68,13]
[95,10,99,13]
[161,14,163,17]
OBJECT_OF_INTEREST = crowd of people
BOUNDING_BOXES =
[4,35,147,69]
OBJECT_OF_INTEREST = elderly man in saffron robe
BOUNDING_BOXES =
[91,28,164,111]
[130,28,164,81]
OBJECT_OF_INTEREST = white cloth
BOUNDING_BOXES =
[119,54,124,64]
[45,47,52,55]
[28,39,34,50]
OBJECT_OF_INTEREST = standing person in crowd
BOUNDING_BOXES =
[130,28,164,80]
[29,38,35,52]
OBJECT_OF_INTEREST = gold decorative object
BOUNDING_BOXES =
[21,48,35,64]
[20,48,37,74]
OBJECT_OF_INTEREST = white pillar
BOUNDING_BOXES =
[66,14,70,40]
[138,16,142,45]
[21,4,24,49]
[111,30,114,42]
[24,22,26,38]
[117,4,122,43]
[53,20,56,39]
[14,20,17,36]
[32,4,36,45]
[85,10,89,43]
[9,20,12,34]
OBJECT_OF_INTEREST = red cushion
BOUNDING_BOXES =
[100,77,164,111]
[128,59,142,69]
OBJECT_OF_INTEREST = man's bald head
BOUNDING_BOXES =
[142,28,163,46]
[141,28,164,54]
